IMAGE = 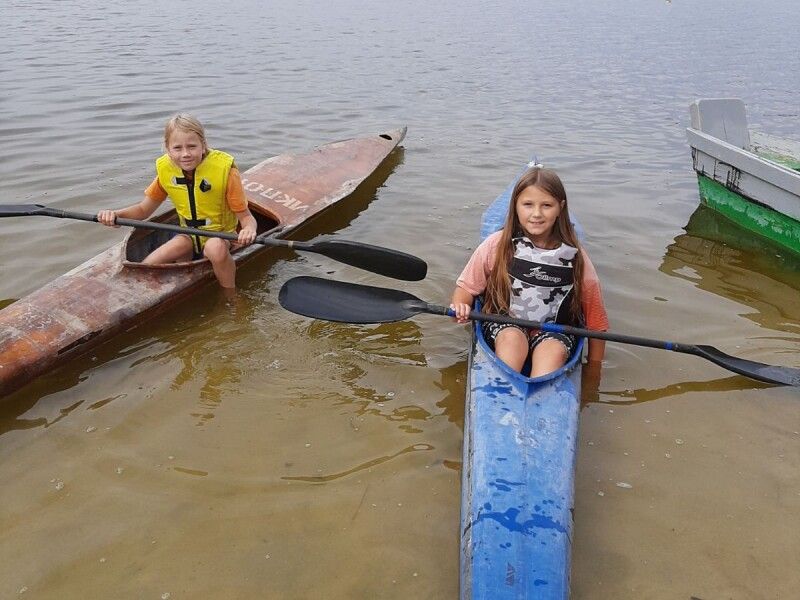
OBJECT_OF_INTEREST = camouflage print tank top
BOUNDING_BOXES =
[508,236,577,324]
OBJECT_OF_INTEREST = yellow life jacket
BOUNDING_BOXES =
[156,149,238,253]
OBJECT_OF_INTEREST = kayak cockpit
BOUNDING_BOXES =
[472,297,584,383]
[122,203,281,268]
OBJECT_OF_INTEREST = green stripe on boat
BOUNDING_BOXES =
[696,176,800,256]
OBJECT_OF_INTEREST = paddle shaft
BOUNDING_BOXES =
[0,204,428,280]
[425,304,695,353]
[426,303,796,385]
[33,207,309,249]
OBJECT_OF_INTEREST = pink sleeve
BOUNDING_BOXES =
[580,249,609,331]
[456,231,501,297]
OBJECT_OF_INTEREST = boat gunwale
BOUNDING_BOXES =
[687,126,800,190]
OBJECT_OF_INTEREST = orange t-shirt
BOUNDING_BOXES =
[144,166,248,213]
[456,230,609,331]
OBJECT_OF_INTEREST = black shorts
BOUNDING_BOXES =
[480,321,576,358]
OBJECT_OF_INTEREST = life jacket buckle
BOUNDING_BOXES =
[183,217,210,228]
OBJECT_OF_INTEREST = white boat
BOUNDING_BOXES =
[686,98,800,255]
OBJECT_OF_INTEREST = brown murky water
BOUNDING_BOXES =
[1,0,799,598]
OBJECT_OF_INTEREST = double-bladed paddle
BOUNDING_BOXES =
[278,276,800,387]
[0,204,427,281]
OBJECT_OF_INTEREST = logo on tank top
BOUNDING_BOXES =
[522,266,564,284]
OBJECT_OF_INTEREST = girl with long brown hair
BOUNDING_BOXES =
[451,166,608,377]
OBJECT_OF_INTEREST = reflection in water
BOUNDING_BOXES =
[0,329,154,436]
[313,319,466,431]
[598,375,773,405]
[114,291,262,427]
[172,466,210,477]
[661,205,800,334]
[282,443,434,483]
[433,361,467,432]
[0,400,86,436]
[0,364,92,434]
[292,316,467,479]
[311,319,428,368]
[0,288,261,436]
[310,320,429,431]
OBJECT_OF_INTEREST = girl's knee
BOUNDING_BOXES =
[203,238,231,263]
[530,339,569,376]
[495,327,527,349]
[495,329,529,372]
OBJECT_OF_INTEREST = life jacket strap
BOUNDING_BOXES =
[183,217,210,228]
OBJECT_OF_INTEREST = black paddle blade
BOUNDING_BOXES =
[308,239,427,281]
[693,345,800,386]
[278,276,426,323]
[0,204,56,217]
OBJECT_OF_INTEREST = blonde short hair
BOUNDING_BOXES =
[163,114,207,149]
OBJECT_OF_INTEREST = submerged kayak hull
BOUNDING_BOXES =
[0,128,406,400]
[460,170,584,599]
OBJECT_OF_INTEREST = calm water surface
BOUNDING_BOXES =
[1,0,799,598]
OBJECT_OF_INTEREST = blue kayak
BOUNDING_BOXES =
[459,168,585,599]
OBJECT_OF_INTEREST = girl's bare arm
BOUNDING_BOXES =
[450,285,475,323]
[98,195,161,226]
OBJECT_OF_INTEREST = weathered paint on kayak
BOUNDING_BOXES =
[0,128,406,400]
[460,172,584,599]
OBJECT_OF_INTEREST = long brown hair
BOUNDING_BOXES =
[483,166,585,324]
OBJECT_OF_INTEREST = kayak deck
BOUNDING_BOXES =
[461,323,583,598]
